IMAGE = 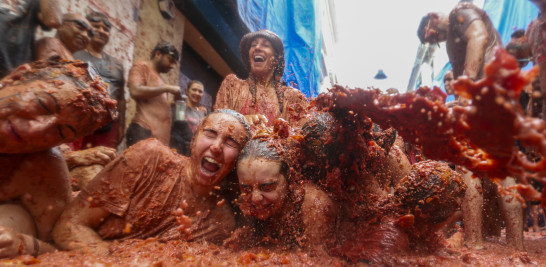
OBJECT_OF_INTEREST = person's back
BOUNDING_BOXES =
[446,2,502,79]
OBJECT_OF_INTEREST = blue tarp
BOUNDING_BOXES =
[433,0,539,97]
[237,0,322,97]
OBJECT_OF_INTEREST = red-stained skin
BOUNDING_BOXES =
[249,37,277,80]
[0,60,116,154]
[188,113,248,191]
[237,158,288,220]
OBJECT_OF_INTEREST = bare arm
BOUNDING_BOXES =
[127,63,181,100]
[463,20,489,80]
[38,0,62,28]
[0,226,57,258]
[62,146,117,169]
[52,195,112,255]
[301,183,336,249]
[129,82,180,99]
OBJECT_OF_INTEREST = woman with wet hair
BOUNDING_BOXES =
[226,137,337,250]
[214,30,309,126]
[53,109,252,255]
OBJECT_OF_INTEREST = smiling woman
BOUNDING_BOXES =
[225,137,337,251]
[52,109,252,254]
[214,30,309,127]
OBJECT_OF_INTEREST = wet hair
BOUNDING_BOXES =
[240,30,286,113]
[238,138,289,177]
[150,42,180,61]
[511,29,525,39]
[201,109,252,142]
[187,80,203,90]
[86,11,111,29]
[417,14,432,43]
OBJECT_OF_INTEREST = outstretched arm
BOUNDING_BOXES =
[52,195,111,255]
[463,20,489,80]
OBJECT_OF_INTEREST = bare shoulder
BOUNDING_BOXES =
[131,60,149,70]
[302,183,333,208]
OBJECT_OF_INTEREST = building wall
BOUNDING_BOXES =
[37,0,186,149]
[37,0,140,84]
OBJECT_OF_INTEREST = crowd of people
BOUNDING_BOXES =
[0,0,545,264]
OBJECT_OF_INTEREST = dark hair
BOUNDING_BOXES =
[239,30,286,113]
[238,138,289,177]
[417,14,432,43]
[511,29,525,39]
[150,42,180,61]
[86,11,111,29]
[187,80,203,89]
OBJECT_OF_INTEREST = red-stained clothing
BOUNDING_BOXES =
[35,37,74,61]
[528,15,546,65]
[128,61,172,145]
[80,138,235,243]
[214,74,309,126]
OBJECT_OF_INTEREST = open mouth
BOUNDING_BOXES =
[251,203,272,214]
[253,55,265,63]
[201,157,221,175]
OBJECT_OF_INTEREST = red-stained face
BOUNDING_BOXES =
[0,71,98,153]
[189,113,248,188]
[156,54,177,73]
[237,158,287,220]
[187,83,204,106]
[89,20,111,48]
[249,37,277,79]
[58,17,92,52]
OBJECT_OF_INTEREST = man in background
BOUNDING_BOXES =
[417,1,523,250]
[126,42,181,147]
[35,13,93,60]
[74,11,125,149]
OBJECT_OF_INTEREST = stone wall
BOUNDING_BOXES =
[129,0,185,137]
[37,0,186,149]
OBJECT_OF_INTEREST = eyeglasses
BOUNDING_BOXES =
[64,19,95,37]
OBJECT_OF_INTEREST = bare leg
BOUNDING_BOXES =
[482,179,502,237]
[500,177,524,249]
[461,170,484,248]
